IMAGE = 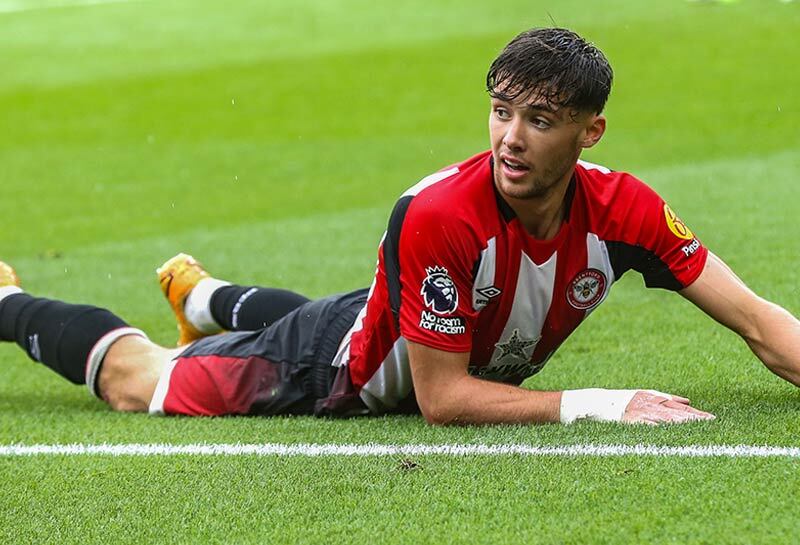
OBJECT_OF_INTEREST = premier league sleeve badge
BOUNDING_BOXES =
[420,266,459,315]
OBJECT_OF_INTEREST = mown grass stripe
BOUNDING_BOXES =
[0,0,139,14]
[1,443,799,458]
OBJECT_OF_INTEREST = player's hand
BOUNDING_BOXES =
[622,390,715,425]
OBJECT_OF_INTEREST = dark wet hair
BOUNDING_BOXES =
[486,27,613,114]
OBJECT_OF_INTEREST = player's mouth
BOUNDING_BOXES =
[499,154,531,181]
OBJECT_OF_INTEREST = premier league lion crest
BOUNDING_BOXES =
[421,266,459,315]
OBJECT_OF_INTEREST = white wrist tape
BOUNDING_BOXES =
[559,388,639,424]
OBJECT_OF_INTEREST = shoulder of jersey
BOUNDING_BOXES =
[575,159,658,206]
[402,150,490,197]
[574,159,667,244]
[401,151,494,221]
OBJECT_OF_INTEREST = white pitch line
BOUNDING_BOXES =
[0,0,140,14]
[1,443,800,458]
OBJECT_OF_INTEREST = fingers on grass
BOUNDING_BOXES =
[665,409,715,423]
[664,401,715,419]
[626,405,715,425]
[643,391,691,405]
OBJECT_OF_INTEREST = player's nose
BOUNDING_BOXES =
[502,118,526,151]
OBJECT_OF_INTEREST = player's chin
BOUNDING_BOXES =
[496,174,539,200]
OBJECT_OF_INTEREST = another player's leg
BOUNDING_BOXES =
[0,261,171,412]
[157,253,311,345]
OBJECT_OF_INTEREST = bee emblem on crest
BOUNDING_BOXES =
[567,268,607,310]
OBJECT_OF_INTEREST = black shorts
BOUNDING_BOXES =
[148,289,369,417]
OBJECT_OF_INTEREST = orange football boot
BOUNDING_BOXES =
[0,261,21,288]
[157,253,210,346]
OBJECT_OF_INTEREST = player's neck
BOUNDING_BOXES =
[507,174,573,241]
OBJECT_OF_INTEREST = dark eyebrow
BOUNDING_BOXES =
[525,102,558,114]
[489,93,559,115]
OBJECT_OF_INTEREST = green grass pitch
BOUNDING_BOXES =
[1,0,799,543]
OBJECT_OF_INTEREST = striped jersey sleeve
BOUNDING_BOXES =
[397,195,481,353]
[580,166,708,290]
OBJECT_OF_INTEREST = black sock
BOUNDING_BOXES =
[209,286,310,331]
[0,293,128,385]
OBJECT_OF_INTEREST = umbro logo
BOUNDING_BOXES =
[476,286,501,299]
[474,285,502,309]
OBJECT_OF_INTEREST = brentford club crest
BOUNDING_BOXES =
[567,268,607,310]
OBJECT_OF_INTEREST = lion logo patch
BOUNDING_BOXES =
[421,266,459,315]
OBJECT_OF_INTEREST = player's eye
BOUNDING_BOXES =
[494,108,511,120]
[531,117,551,129]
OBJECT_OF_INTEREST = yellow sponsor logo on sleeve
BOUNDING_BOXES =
[663,204,694,240]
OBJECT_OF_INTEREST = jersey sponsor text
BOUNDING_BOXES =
[682,239,701,257]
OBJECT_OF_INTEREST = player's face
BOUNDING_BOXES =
[489,91,605,201]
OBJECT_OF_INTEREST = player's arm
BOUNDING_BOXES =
[407,341,559,425]
[408,341,714,426]
[680,252,800,386]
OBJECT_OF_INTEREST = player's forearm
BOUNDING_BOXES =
[746,301,800,386]
[422,375,562,425]
[418,373,707,426]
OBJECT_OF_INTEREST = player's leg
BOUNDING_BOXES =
[157,253,311,345]
[96,335,181,411]
[0,261,170,412]
[150,288,370,417]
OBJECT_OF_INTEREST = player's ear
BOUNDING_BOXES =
[580,114,606,149]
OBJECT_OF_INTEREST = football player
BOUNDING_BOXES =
[2,28,798,425]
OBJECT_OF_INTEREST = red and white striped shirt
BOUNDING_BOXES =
[334,151,708,413]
